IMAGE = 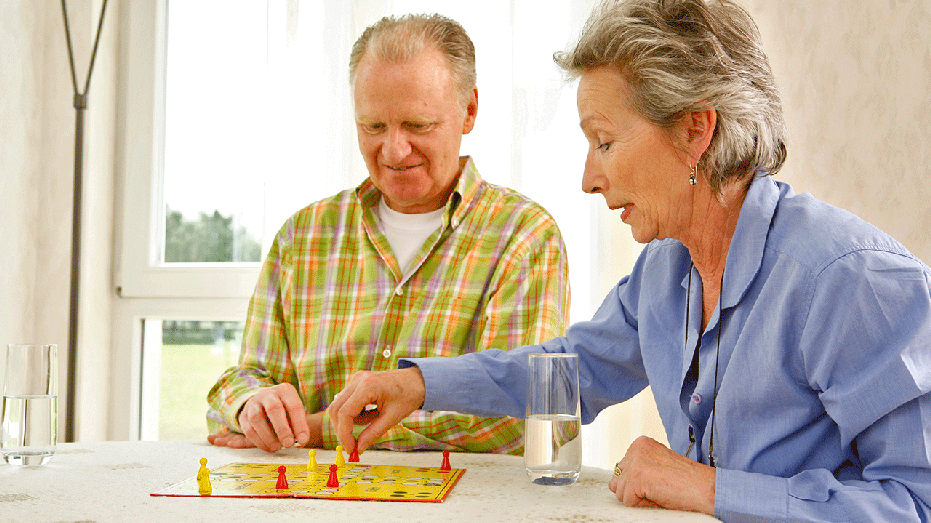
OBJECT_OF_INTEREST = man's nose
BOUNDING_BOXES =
[383,128,412,163]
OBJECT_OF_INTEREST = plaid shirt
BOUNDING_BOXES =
[207,157,570,454]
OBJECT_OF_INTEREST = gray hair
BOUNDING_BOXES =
[555,0,787,192]
[349,13,477,112]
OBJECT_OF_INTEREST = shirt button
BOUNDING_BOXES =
[395,287,404,296]
[691,393,702,404]
[382,348,392,358]
[451,218,459,228]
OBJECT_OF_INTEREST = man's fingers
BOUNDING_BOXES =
[207,430,256,449]
[269,384,309,447]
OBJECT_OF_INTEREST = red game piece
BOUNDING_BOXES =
[440,450,451,471]
[348,448,360,463]
[276,465,289,489]
[326,464,339,488]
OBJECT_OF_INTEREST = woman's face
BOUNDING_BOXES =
[577,67,692,244]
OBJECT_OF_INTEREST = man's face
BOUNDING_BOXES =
[353,47,477,214]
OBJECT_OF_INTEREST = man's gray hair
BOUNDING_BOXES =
[556,0,787,193]
[350,13,477,112]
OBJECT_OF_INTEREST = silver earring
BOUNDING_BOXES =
[689,165,697,185]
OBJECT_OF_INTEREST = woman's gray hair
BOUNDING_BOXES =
[349,13,477,113]
[556,0,787,192]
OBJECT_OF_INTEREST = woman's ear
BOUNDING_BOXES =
[684,103,717,158]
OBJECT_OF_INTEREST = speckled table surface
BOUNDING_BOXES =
[0,440,719,522]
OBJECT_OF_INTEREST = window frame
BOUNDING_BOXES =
[115,0,261,300]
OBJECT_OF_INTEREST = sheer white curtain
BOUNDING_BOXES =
[258,0,659,469]
[121,0,659,468]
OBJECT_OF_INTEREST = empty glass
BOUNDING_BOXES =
[1,344,58,466]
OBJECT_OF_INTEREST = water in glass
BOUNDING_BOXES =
[525,413,582,485]
[1,394,57,466]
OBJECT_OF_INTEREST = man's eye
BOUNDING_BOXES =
[598,142,612,151]
[407,122,433,133]
[363,124,384,134]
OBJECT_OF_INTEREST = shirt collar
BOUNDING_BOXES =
[355,155,481,230]
[720,174,784,309]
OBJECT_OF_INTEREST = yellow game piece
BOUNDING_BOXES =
[196,457,212,495]
[307,449,317,473]
[335,445,345,467]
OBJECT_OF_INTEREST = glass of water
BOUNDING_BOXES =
[1,344,58,466]
[525,352,580,486]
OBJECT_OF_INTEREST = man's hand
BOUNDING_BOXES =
[208,411,326,450]
[328,367,426,454]
[220,383,311,452]
[207,429,254,448]
[608,436,716,515]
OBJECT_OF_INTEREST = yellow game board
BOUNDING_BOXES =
[152,462,466,502]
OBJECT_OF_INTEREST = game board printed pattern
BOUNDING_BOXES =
[152,462,466,502]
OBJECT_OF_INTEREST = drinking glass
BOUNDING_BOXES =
[1,344,58,466]
[525,352,581,485]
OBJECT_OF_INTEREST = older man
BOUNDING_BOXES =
[206,13,570,454]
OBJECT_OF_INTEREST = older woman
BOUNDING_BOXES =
[329,0,931,520]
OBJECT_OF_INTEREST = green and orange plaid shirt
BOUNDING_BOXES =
[207,157,570,454]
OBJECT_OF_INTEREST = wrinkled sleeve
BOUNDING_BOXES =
[715,250,931,522]
[407,266,650,427]
[206,219,299,434]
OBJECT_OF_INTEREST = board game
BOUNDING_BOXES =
[152,461,466,502]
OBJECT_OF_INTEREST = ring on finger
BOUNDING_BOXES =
[614,463,622,477]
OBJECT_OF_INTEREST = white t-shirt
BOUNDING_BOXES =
[377,197,444,272]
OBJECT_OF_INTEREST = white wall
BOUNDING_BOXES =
[746,0,931,263]
[1,1,929,453]
[0,0,116,442]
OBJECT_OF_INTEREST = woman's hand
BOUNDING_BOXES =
[609,436,716,515]
[328,367,426,454]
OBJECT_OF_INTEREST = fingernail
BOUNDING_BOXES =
[297,433,308,445]
[283,437,294,448]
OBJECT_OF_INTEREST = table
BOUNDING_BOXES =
[0,440,720,522]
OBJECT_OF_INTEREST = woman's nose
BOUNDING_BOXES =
[581,154,604,194]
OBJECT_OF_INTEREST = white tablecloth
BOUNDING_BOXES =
[0,440,720,522]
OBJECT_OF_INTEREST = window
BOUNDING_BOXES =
[115,0,654,468]
[140,320,243,440]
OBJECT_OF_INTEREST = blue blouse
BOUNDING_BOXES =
[404,175,931,521]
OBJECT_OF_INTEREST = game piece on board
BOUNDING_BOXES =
[152,462,467,502]
[307,449,317,472]
[348,447,360,463]
[276,465,289,489]
[335,445,345,467]
[197,457,212,495]
[440,450,451,471]
[326,464,339,488]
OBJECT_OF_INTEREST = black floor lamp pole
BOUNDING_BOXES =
[60,0,108,443]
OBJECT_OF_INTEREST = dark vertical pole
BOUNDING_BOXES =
[66,94,85,444]
[60,0,108,443]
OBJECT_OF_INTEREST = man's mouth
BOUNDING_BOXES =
[387,164,421,172]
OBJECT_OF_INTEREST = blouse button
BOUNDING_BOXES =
[395,287,404,296]
[691,393,702,404]
[382,348,392,358]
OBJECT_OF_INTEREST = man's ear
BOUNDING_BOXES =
[462,86,478,134]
